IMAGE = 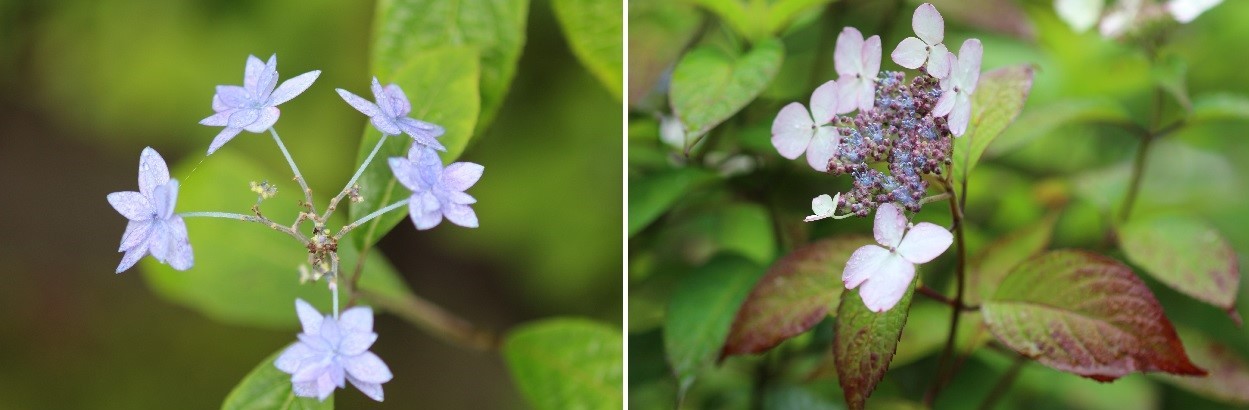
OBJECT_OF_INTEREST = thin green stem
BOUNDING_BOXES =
[920,192,951,206]
[269,128,317,215]
[918,285,978,311]
[925,177,968,406]
[357,288,498,351]
[180,211,308,243]
[1119,88,1163,223]
[334,198,409,240]
[324,135,390,221]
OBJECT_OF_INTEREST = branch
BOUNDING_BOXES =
[357,288,499,352]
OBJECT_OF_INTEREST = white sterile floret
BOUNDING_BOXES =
[842,203,953,312]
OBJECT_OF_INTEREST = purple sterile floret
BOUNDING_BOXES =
[199,54,321,155]
[388,146,483,230]
[336,77,446,151]
[106,147,193,273]
[275,299,393,402]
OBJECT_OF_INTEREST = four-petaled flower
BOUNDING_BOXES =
[771,80,842,171]
[933,39,983,137]
[843,203,952,312]
[107,147,193,273]
[834,27,882,114]
[337,78,446,151]
[276,299,393,402]
[891,3,951,79]
[389,146,484,230]
[199,54,321,155]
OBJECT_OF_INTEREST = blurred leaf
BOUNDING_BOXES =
[1074,140,1242,216]
[953,65,1034,184]
[982,250,1205,381]
[761,384,839,410]
[348,47,481,249]
[222,348,332,410]
[893,301,990,367]
[986,99,1132,158]
[689,0,756,40]
[1119,215,1241,321]
[503,318,623,410]
[628,0,704,106]
[722,236,868,358]
[1153,54,1191,111]
[765,0,835,35]
[834,280,915,410]
[665,255,764,398]
[143,151,411,328]
[667,202,777,266]
[967,212,1058,305]
[670,38,784,141]
[553,0,623,100]
[975,348,1160,410]
[1157,327,1249,405]
[372,0,528,134]
[628,167,717,237]
[1190,93,1249,124]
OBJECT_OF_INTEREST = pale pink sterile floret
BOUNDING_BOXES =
[891,3,951,79]
[771,80,842,171]
[842,203,953,312]
[833,28,882,114]
[932,39,982,137]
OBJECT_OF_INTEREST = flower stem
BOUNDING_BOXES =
[920,192,952,206]
[334,198,409,240]
[1119,88,1163,224]
[357,288,498,351]
[925,177,968,406]
[180,211,308,243]
[918,285,978,311]
[324,135,390,221]
[268,127,317,215]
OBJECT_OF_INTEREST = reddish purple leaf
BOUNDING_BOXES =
[983,250,1206,381]
[1118,215,1241,323]
[721,236,870,359]
[835,280,915,410]
[1159,327,1249,405]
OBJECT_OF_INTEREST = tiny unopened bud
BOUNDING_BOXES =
[347,184,363,203]
[250,180,278,200]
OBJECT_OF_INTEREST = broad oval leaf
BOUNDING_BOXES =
[968,212,1058,305]
[222,349,332,410]
[834,280,916,410]
[689,0,755,40]
[1190,93,1249,124]
[373,0,528,135]
[985,99,1132,158]
[1157,327,1249,405]
[1074,140,1241,216]
[628,0,703,106]
[670,38,784,141]
[348,47,481,249]
[665,255,765,398]
[503,318,623,410]
[553,0,623,100]
[628,167,717,237]
[660,202,776,266]
[1119,215,1240,321]
[143,151,412,328]
[982,250,1205,381]
[721,236,869,358]
[952,64,1034,183]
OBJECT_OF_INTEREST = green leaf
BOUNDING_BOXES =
[1190,93,1249,124]
[553,0,623,100]
[372,0,528,135]
[765,0,834,35]
[1074,140,1242,216]
[721,236,869,358]
[503,318,623,410]
[665,255,764,398]
[1152,54,1191,111]
[143,151,411,328]
[981,250,1205,381]
[985,99,1132,158]
[628,0,703,106]
[628,167,717,237]
[348,47,481,249]
[1118,215,1241,321]
[952,64,1034,183]
[221,349,332,410]
[834,280,916,410]
[670,38,785,141]
[689,0,756,40]
[663,202,777,266]
[1157,327,1249,405]
[967,212,1058,305]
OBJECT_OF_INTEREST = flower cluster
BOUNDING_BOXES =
[107,53,486,402]
[1055,0,1223,38]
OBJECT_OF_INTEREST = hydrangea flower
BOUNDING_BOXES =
[834,27,882,114]
[107,147,193,273]
[1166,0,1222,22]
[337,78,446,151]
[843,203,952,312]
[199,54,321,155]
[276,299,393,402]
[933,39,983,137]
[388,146,484,230]
[771,81,842,171]
[804,193,844,222]
[891,3,951,78]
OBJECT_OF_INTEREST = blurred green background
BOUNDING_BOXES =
[0,0,620,408]
[628,0,1249,408]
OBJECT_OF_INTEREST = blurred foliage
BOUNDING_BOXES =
[629,0,1249,408]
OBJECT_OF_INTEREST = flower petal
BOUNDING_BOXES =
[382,84,411,117]
[199,110,234,127]
[148,220,172,264]
[108,191,153,221]
[243,107,280,133]
[344,352,393,384]
[834,27,865,76]
[164,215,193,271]
[949,94,972,137]
[834,78,861,115]
[809,80,839,124]
[1167,0,1222,23]
[389,157,422,191]
[411,192,443,230]
[370,77,393,117]
[151,180,178,220]
[398,118,447,151]
[1056,0,1105,32]
[336,88,381,117]
[897,222,953,264]
[926,43,951,79]
[443,202,479,228]
[447,191,476,205]
[275,342,318,374]
[856,77,876,112]
[442,162,483,192]
[295,299,324,335]
[256,54,280,99]
[932,89,956,118]
[339,306,374,333]
[371,115,402,136]
[912,3,944,45]
[268,70,321,106]
[805,194,835,222]
[347,375,385,402]
[216,85,250,108]
[138,147,170,197]
[227,108,260,128]
[207,127,243,155]
[843,244,891,289]
[119,220,152,251]
[115,240,148,273]
[243,55,265,91]
[957,39,983,93]
[805,125,840,172]
[858,254,915,312]
[861,35,882,79]
[770,103,815,159]
[873,203,906,248]
[339,332,378,356]
[891,37,928,70]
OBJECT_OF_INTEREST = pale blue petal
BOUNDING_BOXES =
[329,362,346,388]
[243,55,265,91]
[164,215,192,271]
[370,115,402,136]
[339,307,374,333]
[217,85,250,108]
[152,180,178,220]
[256,54,279,99]
[207,127,243,155]
[398,118,446,151]
[115,241,148,273]
[291,358,331,383]
[119,220,152,251]
[446,191,476,205]
[339,332,378,356]
[268,70,321,106]
[298,333,332,352]
[344,352,393,383]
[411,192,442,230]
[443,203,478,228]
[295,299,323,335]
[382,84,410,117]
[441,162,483,192]
[148,220,172,263]
[369,78,391,117]
[211,94,229,111]
[336,88,381,118]
[314,372,335,401]
[398,117,445,138]
[138,147,170,196]
[243,107,279,133]
[347,375,385,402]
[275,342,317,373]
[291,380,320,399]
[227,108,260,128]
[319,316,341,343]
[108,191,153,221]
[199,110,234,126]
[388,157,421,191]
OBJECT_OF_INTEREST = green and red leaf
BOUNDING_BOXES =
[1118,215,1241,323]
[834,279,916,410]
